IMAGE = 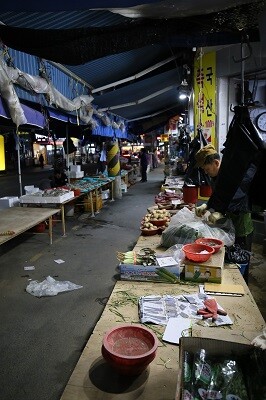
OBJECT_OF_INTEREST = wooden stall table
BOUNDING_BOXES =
[0,207,59,245]
[20,195,79,237]
[60,233,265,400]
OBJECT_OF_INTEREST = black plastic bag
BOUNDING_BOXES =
[224,244,250,264]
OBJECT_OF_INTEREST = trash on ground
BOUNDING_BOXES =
[54,259,65,264]
[25,275,83,297]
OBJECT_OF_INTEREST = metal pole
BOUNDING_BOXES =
[16,129,23,196]
[241,42,245,105]
[66,124,70,184]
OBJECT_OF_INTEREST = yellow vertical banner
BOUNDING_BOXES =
[0,135,5,171]
[194,51,216,145]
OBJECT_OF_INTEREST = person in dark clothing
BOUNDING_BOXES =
[51,169,68,188]
[39,153,44,168]
[194,144,257,283]
[139,147,148,182]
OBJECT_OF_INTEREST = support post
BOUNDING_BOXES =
[107,139,122,199]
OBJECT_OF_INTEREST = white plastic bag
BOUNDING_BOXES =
[160,207,235,248]
[26,276,83,297]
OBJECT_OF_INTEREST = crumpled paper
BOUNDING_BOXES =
[26,275,83,297]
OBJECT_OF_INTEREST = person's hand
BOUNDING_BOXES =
[195,203,207,217]
[208,211,224,224]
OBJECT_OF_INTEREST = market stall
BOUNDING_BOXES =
[19,176,118,235]
[0,207,59,245]
[59,230,265,400]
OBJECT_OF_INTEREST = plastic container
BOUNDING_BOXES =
[31,223,46,233]
[182,185,198,204]
[102,324,158,376]
[199,185,212,197]
[194,238,223,253]
[238,263,248,276]
[182,243,215,262]
[65,204,75,217]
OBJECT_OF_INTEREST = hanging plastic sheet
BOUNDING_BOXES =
[0,96,45,128]
[207,106,264,213]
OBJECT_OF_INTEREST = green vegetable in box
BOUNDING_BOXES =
[191,349,213,399]
[208,359,248,399]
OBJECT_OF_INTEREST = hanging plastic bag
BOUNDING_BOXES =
[26,276,83,297]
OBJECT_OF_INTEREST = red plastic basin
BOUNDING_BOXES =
[182,243,215,262]
[194,237,224,253]
[102,324,158,376]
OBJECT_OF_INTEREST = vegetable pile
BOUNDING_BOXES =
[141,209,170,231]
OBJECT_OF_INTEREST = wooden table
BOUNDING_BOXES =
[60,234,265,400]
[0,207,59,245]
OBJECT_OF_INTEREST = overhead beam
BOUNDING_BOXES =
[92,55,178,93]
[98,85,175,112]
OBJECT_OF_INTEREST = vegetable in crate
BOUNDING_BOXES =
[155,267,179,283]
[182,351,194,399]
[208,359,248,399]
[191,349,213,400]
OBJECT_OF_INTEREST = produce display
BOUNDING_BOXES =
[116,248,156,266]
[0,230,15,236]
[154,191,183,210]
[141,209,171,232]
[42,188,72,197]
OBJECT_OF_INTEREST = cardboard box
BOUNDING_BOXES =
[0,196,19,208]
[176,336,266,400]
[120,264,180,282]
[183,247,225,283]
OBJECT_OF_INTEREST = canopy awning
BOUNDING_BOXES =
[0,96,45,129]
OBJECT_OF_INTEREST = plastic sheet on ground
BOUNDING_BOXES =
[26,275,83,297]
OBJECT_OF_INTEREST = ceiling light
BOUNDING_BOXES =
[179,93,188,100]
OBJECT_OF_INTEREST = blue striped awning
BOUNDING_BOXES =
[0,96,45,128]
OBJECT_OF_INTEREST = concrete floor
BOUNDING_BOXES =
[0,164,265,400]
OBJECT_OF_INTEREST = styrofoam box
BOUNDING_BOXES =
[70,165,81,172]
[68,171,84,178]
[0,196,20,208]
[20,191,74,204]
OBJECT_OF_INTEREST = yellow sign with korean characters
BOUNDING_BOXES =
[194,51,216,146]
[0,135,5,171]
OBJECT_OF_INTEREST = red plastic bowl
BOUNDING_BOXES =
[140,227,159,236]
[102,324,158,376]
[195,237,223,253]
[182,243,215,262]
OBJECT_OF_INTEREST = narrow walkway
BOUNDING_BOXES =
[0,165,164,400]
